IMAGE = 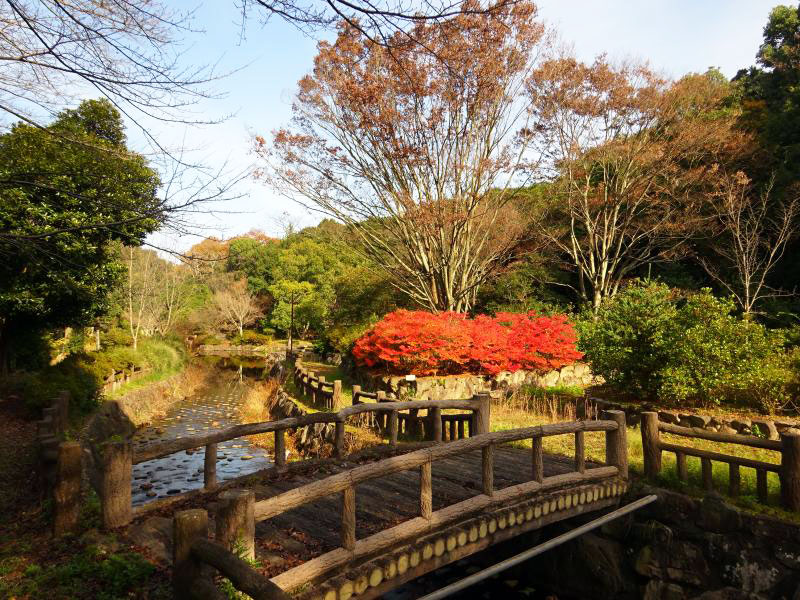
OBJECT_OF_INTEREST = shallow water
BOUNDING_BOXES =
[131,372,272,506]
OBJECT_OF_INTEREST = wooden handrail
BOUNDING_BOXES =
[133,398,487,464]
[259,415,625,592]
[659,442,780,473]
[253,420,618,521]
[658,420,782,451]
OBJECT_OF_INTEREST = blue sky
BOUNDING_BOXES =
[139,0,782,252]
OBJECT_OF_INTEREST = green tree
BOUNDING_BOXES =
[0,99,160,369]
[227,237,279,296]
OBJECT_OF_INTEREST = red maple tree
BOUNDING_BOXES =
[352,310,582,375]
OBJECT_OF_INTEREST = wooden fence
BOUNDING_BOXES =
[34,391,82,536]
[640,411,800,510]
[101,365,151,395]
[293,363,342,411]
[97,395,492,529]
[170,410,628,599]
[352,386,475,441]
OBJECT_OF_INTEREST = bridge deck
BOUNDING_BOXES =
[242,446,593,578]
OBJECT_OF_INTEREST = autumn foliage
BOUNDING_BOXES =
[352,310,583,376]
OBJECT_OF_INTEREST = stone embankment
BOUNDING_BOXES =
[269,388,336,455]
[531,486,800,599]
[355,362,599,401]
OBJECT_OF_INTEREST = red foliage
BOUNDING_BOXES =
[352,310,583,376]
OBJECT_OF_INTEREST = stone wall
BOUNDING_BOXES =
[591,398,799,441]
[354,362,598,401]
[530,486,800,599]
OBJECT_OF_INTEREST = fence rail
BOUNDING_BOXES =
[171,411,628,597]
[351,386,475,441]
[101,366,151,395]
[640,411,800,510]
[98,395,492,529]
[293,363,342,410]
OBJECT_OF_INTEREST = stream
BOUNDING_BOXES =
[130,357,273,506]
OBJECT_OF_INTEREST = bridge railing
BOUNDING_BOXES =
[352,386,476,441]
[247,410,627,594]
[97,395,492,529]
[640,411,800,511]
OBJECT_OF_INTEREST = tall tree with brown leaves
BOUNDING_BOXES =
[261,1,548,312]
[528,59,750,311]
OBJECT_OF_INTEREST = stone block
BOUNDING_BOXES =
[751,420,779,440]
[635,542,709,586]
[643,580,685,600]
[730,419,752,433]
[680,414,712,428]
[659,411,681,425]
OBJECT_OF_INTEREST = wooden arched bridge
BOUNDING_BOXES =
[95,395,630,600]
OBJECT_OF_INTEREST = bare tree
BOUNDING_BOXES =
[529,58,749,311]
[212,278,263,337]
[701,171,799,315]
[263,1,548,312]
[123,246,156,350]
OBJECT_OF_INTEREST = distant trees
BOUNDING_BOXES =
[212,278,263,338]
[265,1,547,312]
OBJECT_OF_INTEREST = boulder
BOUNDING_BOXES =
[751,420,779,440]
[680,414,712,428]
[635,541,709,586]
[659,411,681,425]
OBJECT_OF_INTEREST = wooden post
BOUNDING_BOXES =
[781,430,800,511]
[388,410,399,448]
[420,462,432,519]
[342,486,356,551]
[204,443,217,489]
[482,443,494,496]
[352,385,361,405]
[55,391,69,434]
[43,407,60,437]
[334,421,346,458]
[310,373,317,404]
[275,429,286,468]
[319,375,326,409]
[216,489,255,560]
[574,430,585,474]
[173,509,208,593]
[757,468,768,503]
[701,457,713,491]
[640,411,661,479]
[458,418,465,440]
[474,393,491,435]
[99,440,132,529]
[602,410,629,480]
[676,451,688,482]
[53,441,82,536]
[333,380,342,410]
[431,407,442,442]
[377,391,387,430]
[729,463,741,498]
[532,436,543,483]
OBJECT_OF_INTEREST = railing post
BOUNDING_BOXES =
[275,429,286,468]
[388,410,399,447]
[482,443,494,496]
[473,393,491,435]
[100,440,132,529]
[173,509,208,593]
[56,391,69,434]
[780,429,800,511]
[430,407,442,442]
[352,385,361,405]
[335,420,346,458]
[342,486,356,552]
[420,462,432,519]
[310,372,317,404]
[602,409,628,480]
[53,441,82,536]
[216,489,255,560]
[333,380,342,410]
[204,443,217,489]
[640,411,660,479]
[319,375,326,409]
[377,391,387,429]
[532,436,544,483]
[575,430,585,474]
